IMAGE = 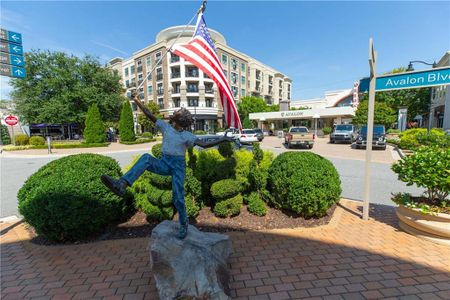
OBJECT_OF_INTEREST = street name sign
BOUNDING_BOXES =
[0,63,26,78]
[0,41,23,55]
[0,28,25,78]
[359,66,450,92]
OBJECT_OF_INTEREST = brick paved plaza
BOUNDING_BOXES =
[1,199,449,300]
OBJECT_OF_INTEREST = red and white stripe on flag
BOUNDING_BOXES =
[171,13,242,130]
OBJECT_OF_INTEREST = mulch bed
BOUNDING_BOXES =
[28,204,336,246]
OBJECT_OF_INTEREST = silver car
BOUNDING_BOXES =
[330,124,357,144]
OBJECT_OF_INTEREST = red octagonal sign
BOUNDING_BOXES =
[5,115,19,126]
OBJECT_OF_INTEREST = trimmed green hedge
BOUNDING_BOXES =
[211,179,241,201]
[268,152,341,218]
[18,154,131,242]
[14,134,29,145]
[84,104,105,143]
[141,132,154,138]
[214,194,243,218]
[120,138,156,145]
[29,136,45,146]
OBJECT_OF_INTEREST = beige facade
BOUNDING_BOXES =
[108,25,291,131]
[430,51,450,129]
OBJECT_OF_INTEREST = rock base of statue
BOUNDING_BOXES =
[149,221,233,300]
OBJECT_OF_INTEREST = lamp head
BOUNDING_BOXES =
[406,62,414,72]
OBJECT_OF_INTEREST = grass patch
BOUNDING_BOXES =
[119,138,156,145]
[3,142,110,151]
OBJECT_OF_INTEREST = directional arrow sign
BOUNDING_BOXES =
[0,29,22,45]
[0,52,25,67]
[0,63,26,78]
[0,41,24,55]
[359,66,450,92]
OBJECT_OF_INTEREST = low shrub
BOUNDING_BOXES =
[268,152,341,218]
[18,154,131,242]
[141,132,154,138]
[152,143,162,158]
[322,126,332,135]
[247,193,267,216]
[14,134,29,145]
[193,130,207,135]
[214,194,243,218]
[211,179,241,201]
[29,136,46,146]
[399,128,444,149]
[392,193,449,215]
[392,146,449,201]
[120,138,155,145]
[387,129,401,134]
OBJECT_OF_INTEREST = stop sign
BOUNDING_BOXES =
[5,115,19,126]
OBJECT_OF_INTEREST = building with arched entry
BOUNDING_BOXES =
[250,88,358,134]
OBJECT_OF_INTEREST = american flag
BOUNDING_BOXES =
[171,13,242,130]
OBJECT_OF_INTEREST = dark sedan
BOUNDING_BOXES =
[355,125,387,150]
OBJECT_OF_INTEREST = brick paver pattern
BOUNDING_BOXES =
[1,200,449,300]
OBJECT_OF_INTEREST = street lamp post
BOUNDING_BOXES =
[406,60,437,132]
[313,114,320,137]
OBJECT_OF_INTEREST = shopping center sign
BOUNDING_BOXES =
[359,66,450,92]
[0,28,26,78]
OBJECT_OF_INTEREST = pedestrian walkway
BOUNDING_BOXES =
[1,199,449,299]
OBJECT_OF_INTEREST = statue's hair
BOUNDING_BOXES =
[174,108,193,128]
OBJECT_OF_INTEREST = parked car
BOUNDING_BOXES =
[239,129,259,144]
[253,128,264,141]
[284,126,315,149]
[216,128,240,139]
[355,125,387,150]
[194,134,241,151]
[330,124,357,144]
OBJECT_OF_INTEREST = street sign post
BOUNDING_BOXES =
[0,28,25,79]
[363,38,377,221]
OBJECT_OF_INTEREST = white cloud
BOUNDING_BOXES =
[0,8,31,33]
[91,41,128,55]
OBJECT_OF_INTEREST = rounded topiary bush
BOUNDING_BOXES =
[152,143,162,158]
[211,179,241,201]
[29,136,46,146]
[268,152,341,218]
[214,194,243,218]
[18,154,130,242]
[15,134,29,145]
[148,172,172,190]
[247,193,267,216]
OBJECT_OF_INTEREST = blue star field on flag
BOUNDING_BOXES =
[193,15,216,52]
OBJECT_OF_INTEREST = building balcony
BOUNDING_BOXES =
[187,88,199,93]
[185,72,199,78]
[157,90,164,96]
[156,74,163,81]
[171,73,180,79]
[205,88,214,94]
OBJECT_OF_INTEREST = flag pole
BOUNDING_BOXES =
[135,0,207,93]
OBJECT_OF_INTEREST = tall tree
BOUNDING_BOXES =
[119,101,136,142]
[84,104,105,143]
[10,50,125,125]
[237,96,270,120]
[353,100,397,128]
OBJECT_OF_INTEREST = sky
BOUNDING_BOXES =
[0,0,449,101]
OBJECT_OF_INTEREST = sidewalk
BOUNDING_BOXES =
[1,199,449,300]
[0,141,160,158]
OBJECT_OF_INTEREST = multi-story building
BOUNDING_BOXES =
[429,51,449,130]
[108,25,291,132]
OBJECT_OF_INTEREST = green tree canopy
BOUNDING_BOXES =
[119,101,135,142]
[353,100,397,128]
[10,50,125,125]
[237,96,279,128]
[84,104,105,143]
[138,101,161,132]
